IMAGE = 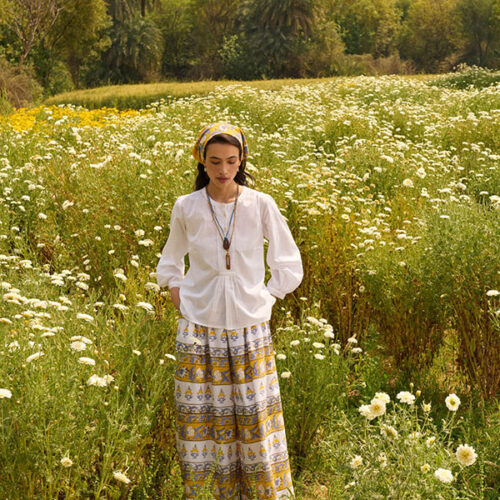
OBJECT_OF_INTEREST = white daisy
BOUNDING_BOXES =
[445,393,460,411]
[434,468,453,483]
[396,391,415,405]
[0,388,13,398]
[456,444,477,466]
[113,471,131,484]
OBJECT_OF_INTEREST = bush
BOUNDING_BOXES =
[339,53,418,76]
[365,52,418,75]
[295,19,346,78]
[0,56,43,109]
[218,33,269,81]
[360,222,448,375]
[30,45,75,98]
[0,88,12,114]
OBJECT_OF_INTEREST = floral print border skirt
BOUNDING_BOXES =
[174,316,295,500]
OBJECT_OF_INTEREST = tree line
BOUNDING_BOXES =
[0,0,500,99]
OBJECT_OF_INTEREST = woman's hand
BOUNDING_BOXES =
[169,286,181,314]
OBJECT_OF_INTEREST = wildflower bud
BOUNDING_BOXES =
[416,390,421,397]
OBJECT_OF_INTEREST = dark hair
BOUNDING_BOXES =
[194,133,255,191]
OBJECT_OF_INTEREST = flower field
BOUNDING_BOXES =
[0,74,499,498]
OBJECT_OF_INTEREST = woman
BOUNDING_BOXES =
[156,122,303,499]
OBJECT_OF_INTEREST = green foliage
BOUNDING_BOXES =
[154,0,193,79]
[242,0,316,38]
[333,0,403,56]
[360,216,448,373]
[49,0,112,89]
[361,200,500,398]
[183,0,240,80]
[400,0,462,72]
[218,33,267,81]
[0,264,178,497]
[454,0,500,67]
[296,18,346,77]
[237,0,317,78]
[422,204,500,399]
[102,16,163,84]
[31,45,75,98]
[2,0,500,100]
[0,90,11,114]
[273,310,362,471]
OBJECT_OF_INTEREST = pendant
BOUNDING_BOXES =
[226,252,230,270]
[223,237,230,250]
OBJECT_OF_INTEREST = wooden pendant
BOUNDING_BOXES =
[225,252,230,270]
[223,237,230,250]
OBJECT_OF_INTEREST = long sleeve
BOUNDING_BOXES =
[156,199,188,289]
[262,194,303,300]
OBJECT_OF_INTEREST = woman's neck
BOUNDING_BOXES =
[206,181,241,203]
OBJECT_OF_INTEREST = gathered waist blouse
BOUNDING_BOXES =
[155,185,303,329]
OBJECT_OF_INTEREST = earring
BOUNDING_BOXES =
[203,167,207,173]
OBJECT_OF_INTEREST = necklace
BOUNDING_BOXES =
[206,185,239,270]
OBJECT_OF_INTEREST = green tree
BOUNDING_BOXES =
[138,0,160,17]
[186,0,239,79]
[400,0,461,72]
[153,0,193,79]
[326,0,402,56]
[103,15,163,83]
[394,0,411,20]
[372,0,403,56]
[106,0,136,22]
[248,0,316,37]
[94,0,163,84]
[298,15,346,77]
[0,0,63,66]
[238,0,318,78]
[48,0,111,87]
[454,0,500,66]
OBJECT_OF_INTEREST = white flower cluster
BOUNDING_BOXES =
[87,374,114,387]
[358,392,390,420]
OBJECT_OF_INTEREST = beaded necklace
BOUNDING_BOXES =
[206,184,239,270]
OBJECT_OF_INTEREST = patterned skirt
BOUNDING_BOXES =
[174,316,295,500]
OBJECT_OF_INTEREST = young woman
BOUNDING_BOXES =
[156,122,303,499]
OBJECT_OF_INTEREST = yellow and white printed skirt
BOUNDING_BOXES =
[174,316,295,500]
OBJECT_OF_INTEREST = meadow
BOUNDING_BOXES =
[0,69,499,498]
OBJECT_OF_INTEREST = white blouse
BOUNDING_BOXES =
[155,185,303,329]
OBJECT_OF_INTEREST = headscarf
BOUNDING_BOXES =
[192,122,249,165]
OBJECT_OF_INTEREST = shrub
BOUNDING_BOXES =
[218,33,267,81]
[0,56,43,109]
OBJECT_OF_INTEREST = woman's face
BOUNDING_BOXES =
[203,142,241,186]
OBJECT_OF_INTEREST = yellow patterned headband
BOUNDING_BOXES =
[192,122,249,164]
